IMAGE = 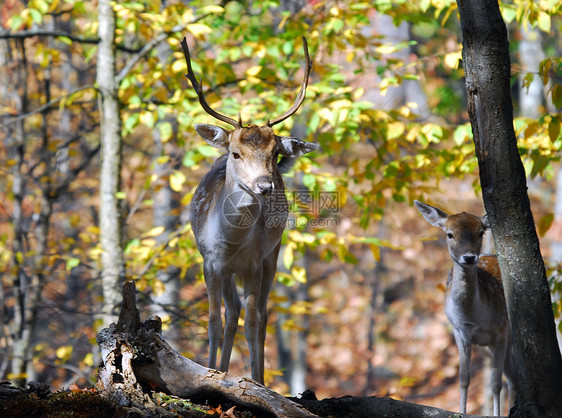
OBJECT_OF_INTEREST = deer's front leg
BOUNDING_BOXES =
[220,274,241,372]
[251,250,279,383]
[454,329,472,414]
[490,336,508,416]
[243,264,266,384]
[204,264,224,370]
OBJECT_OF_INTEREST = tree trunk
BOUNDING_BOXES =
[149,24,181,347]
[518,27,544,119]
[8,39,31,387]
[97,0,125,327]
[456,1,562,416]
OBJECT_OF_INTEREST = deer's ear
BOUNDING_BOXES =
[195,124,230,148]
[481,214,490,229]
[414,200,448,229]
[277,136,319,157]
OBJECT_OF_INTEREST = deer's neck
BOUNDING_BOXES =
[448,261,480,308]
[214,181,262,243]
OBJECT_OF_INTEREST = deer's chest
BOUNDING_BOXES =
[445,296,498,347]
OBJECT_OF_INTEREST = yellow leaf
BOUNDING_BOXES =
[139,111,154,127]
[387,121,405,140]
[160,313,171,331]
[538,213,554,237]
[369,244,381,261]
[156,155,170,165]
[140,238,156,247]
[376,44,396,54]
[56,345,73,360]
[170,170,186,192]
[353,88,364,100]
[537,11,550,33]
[291,266,307,284]
[318,108,333,124]
[7,373,27,380]
[283,243,295,270]
[246,65,262,77]
[171,58,186,75]
[83,353,94,367]
[444,51,461,69]
[201,5,224,14]
[187,23,212,37]
[145,226,165,237]
[48,0,60,13]
[153,278,165,296]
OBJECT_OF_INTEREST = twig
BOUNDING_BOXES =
[0,84,96,130]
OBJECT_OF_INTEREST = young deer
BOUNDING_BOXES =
[181,37,318,384]
[414,200,516,415]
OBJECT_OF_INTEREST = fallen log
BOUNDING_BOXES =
[96,281,317,417]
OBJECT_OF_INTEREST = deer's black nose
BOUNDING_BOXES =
[254,177,274,195]
[462,254,477,264]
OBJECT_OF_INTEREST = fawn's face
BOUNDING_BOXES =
[414,200,489,266]
[444,213,488,266]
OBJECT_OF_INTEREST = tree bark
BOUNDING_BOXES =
[518,27,544,119]
[456,1,562,416]
[7,38,31,388]
[97,0,125,327]
[149,23,181,346]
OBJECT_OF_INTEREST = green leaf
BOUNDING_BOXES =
[196,144,220,157]
[548,117,560,142]
[537,11,551,33]
[9,15,23,31]
[30,9,43,25]
[538,213,554,237]
[66,257,80,272]
[158,121,173,142]
[124,239,141,254]
[552,84,562,109]
[57,36,73,46]
[501,5,516,23]
[302,173,316,190]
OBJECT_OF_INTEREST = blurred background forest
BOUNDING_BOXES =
[0,0,561,415]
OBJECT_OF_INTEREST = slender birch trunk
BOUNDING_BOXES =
[97,0,125,327]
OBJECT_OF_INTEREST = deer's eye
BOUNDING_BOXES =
[447,233,454,239]
[479,230,485,238]
[232,152,241,159]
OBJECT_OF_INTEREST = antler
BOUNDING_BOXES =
[267,37,312,127]
[180,37,241,129]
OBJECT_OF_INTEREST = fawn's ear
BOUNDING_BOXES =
[195,124,230,148]
[481,214,490,230]
[414,200,449,230]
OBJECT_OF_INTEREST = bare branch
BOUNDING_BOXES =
[0,29,140,53]
[0,29,99,43]
[0,84,97,131]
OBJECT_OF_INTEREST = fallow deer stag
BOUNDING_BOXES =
[414,200,517,415]
[181,37,318,384]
